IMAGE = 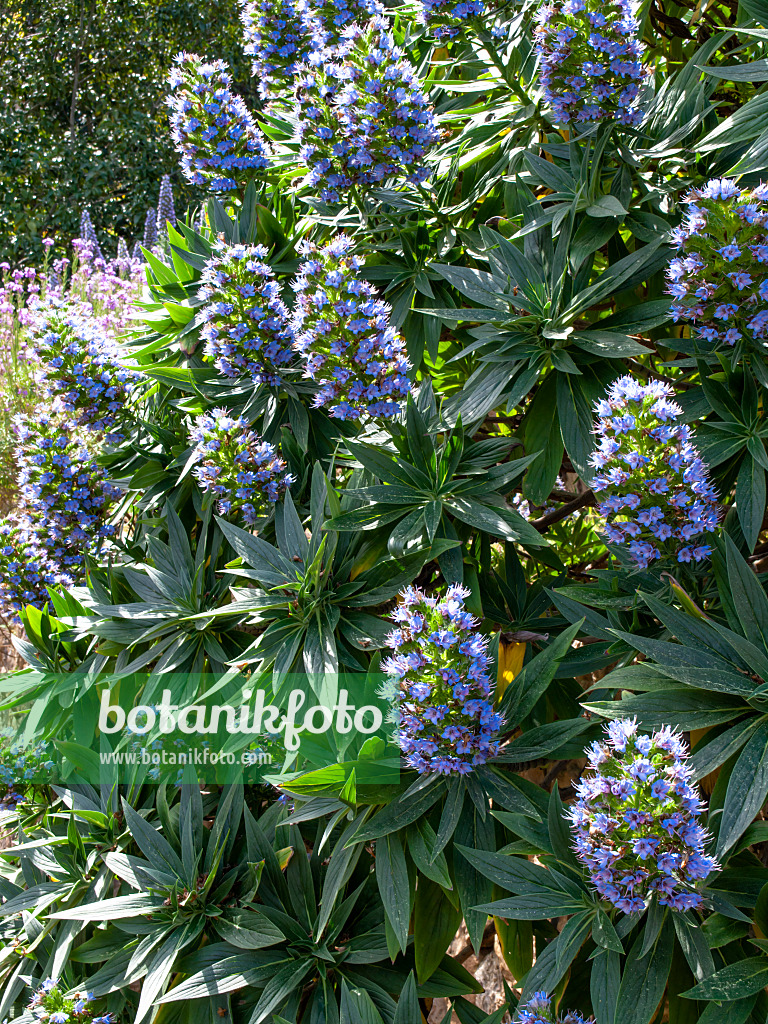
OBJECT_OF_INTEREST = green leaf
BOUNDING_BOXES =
[613,916,674,1024]
[445,497,547,547]
[375,833,410,952]
[351,780,446,844]
[716,718,768,857]
[248,959,314,1024]
[586,194,628,218]
[735,457,765,550]
[414,878,463,984]
[556,373,596,481]
[51,893,166,921]
[681,956,768,1001]
[725,533,768,654]
[393,973,421,1024]
[501,622,581,725]
[591,948,620,1024]
[454,802,495,953]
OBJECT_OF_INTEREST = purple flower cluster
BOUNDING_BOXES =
[0,513,71,616]
[200,243,295,385]
[189,408,294,525]
[142,208,158,251]
[240,0,312,103]
[27,302,141,443]
[28,978,114,1024]
[167,53,271,193]
[534,0,647,127]
[14,415,120,574]
[291,235,411,419]
[516,993,591,1024]
[294,18,440,203]
[568,719,719,914]
[156,174,177,233]
[417,0,485,41]
[590,375,718,569]
[382,584,503,774]
[300,0,385,49]
[668,178,768,352]
[78,210,104,263]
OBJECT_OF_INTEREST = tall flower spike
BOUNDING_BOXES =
[78,209,104,262]
[156,174,177,232]
[142,207,158,250]
[26,302,142,443]
[516,992,592,1024]
[291,235,411,420]
[534,0,648,127]
[381,585,503,774]
[14,414,120,578]
[200,242,295,385]
[240,0,312,103]
[569,719,719,913]
[167,53,271,193]
[417,0,485,41]
[590,375,719,569]
[0,513,73,617]
[189,409,294,525]
[299,0,385,50]
[668,177,768,355]
[294,17,440,203]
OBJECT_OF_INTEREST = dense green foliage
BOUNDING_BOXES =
[0,0,255,265]
[6,0,768,1022]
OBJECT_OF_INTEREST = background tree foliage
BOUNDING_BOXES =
[0,0,256,265]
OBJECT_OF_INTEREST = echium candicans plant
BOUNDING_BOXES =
[516,993,591,1024]
[78,209,103,262]
[0,512,72,616]
[155,173,176,232]
[14,414,120,575]
[27,302,141,443]
[27,979,114,1024]
[240,0,312,103]
[167,53,271,193]
[141,207,157,250]
[381,584,503,774]
[568,718,719,913]
[294,17,440,203]
[668,177,768,357]
[299,0,384,48]
[189,407,294,525]
[417,0,484,41]
[590,375,719,568]
[534,0,647,126]
[291,234,411,419]
[199,241,295,384]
